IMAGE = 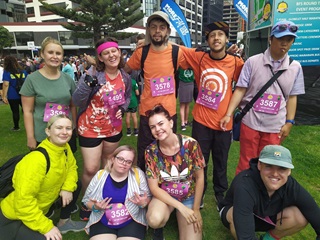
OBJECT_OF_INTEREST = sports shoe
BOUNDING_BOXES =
[133,128,139,136]
[181,125,186,131]
[215,194,224,211]
[153,228,165,240]
[71,204,79,214]
[58,219,86,234]
[11,127,20,131]
[127,128,132,136]
[80,204,91,221]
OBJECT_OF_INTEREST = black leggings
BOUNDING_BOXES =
[0,180,82,240]
[8,98,22,129]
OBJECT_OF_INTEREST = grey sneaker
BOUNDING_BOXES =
[58,219,86,234]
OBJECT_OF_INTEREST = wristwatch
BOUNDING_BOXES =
[286,119,295,125]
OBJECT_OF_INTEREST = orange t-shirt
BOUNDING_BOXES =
[182,47,244,131]
[78,72,125,138]
[127,44,190,116]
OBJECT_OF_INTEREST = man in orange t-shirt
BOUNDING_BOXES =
[179,22,244,207]
[124,11,189,172]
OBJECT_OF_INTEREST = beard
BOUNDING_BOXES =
[151,35,167,46]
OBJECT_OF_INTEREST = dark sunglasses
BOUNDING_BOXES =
[145,104,165,117]
[273,24,298,33]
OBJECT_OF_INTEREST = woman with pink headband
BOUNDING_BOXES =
[72,37,132,220]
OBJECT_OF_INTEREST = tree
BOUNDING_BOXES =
[0,26,14,56]
[39,0,144,43]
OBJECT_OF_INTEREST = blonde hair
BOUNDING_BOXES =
[106,145,137,172]
[41,37,64,55]
[47,114,72,129]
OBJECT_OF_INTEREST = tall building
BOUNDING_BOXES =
[202,0,223,43]
[223,0,243,43]
[0,0,27,22]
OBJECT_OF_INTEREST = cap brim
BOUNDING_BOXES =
[259,158,294,169]
[273,32,297,38]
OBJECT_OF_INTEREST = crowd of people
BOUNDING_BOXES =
[0,11,319,240]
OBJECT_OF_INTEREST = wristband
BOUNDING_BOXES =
[285,119,295,125]
[225,114,231,117]
[92,204,100,212]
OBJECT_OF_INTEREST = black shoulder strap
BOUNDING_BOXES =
[34,147,50,174]
[172,45,179,75]
[140,44,151,79]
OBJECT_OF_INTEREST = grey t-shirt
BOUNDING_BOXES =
[20,71,76,142]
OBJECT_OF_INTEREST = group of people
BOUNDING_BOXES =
[0,9,319,240]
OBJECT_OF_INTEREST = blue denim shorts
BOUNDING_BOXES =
[181,196,194,208]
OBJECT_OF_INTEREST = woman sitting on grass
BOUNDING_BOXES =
[145,104,205,240]
[0,114,85,240]
[82,145,151,240]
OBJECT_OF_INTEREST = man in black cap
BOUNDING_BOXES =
[177,21,244,208]
[219,145,320,240]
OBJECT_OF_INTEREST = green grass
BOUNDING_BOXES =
[0,103,319,239]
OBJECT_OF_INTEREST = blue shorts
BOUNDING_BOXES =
[181,196,194,209]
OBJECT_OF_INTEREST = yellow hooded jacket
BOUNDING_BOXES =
[0,138,78,234]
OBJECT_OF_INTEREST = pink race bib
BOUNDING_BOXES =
[43,102,70,122]
[103,89,125,106]
[253,93,281,115]
[160,181,190,200]
[150,76,174,97]
[105,203,132,226]
[196,88,222,110]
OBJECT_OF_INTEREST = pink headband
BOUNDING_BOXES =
[97,42,119,55]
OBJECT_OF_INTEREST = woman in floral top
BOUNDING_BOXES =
[145,104,205,240]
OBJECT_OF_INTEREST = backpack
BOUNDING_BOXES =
[0,147,50,199]
[12,72,25,94]
[139,44,180,98]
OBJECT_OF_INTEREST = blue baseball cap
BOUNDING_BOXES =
[270,20,298,38]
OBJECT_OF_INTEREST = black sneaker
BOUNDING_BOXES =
[153,228,165,240]
[126,128,132,136]
[181,125,186,131]
[80,204,91,221]
[215,194,224,211]
[133,128,139,136]
[11,127,20,131]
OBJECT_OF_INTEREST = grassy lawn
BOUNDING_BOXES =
[0,103,319,239]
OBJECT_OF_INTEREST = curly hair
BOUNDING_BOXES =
[95,37,125,72]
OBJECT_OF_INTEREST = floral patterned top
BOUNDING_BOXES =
[145,134,205,201]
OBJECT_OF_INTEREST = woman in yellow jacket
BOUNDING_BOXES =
[0,114,85,240]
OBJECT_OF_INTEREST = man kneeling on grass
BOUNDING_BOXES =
[219,145,320,240]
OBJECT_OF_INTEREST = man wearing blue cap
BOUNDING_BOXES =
[219,145,320,240]
[221,20,305,175]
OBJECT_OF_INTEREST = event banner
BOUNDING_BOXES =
[161,0,192,47]
[234,0,248,22]
[248,0,273,31]
[273,0,320,66]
